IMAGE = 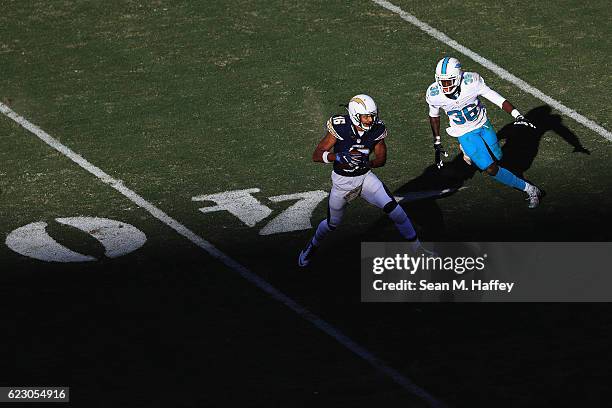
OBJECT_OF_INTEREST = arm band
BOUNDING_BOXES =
[322,151,332,163]
[510,109,521,119]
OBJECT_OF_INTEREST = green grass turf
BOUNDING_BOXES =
[1,0,610,247]
[392,0,611,130]
[1,1,611,407]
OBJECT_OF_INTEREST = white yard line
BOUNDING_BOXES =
[371,0,612,142]
[0,102,446,408]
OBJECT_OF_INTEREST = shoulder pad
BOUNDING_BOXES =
[426,83,440,104]
[462,72,482,87]
[428,84,441,97]
[371,121,388,141]
[326,115,349,140]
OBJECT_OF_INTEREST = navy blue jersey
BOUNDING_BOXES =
[325,114,387,177]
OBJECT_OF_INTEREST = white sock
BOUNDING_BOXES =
[312,219,331,246]
[388,205,417,241]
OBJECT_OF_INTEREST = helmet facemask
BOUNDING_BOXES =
[436,74,462,95]
[355,113,377,130]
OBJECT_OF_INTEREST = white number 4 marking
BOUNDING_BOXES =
[193,188,328,235]
[192,188,272,227]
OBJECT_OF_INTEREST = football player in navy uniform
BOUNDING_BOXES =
[298,94,424,267]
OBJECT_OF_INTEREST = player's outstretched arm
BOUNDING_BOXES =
[492,99,536,129]
[480,79,536,129]
[501,100,536,129]
[429,115,441,142]
[369,140,387,169]
[312,132,338,163]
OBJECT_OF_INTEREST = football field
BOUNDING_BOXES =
[1,1,611,407]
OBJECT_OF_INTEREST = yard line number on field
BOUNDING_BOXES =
[371,0,612,142]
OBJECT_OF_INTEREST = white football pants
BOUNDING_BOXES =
[309,170,418,246]
[328,170,394,226]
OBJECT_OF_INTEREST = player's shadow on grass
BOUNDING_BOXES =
[387,146,476,241]
[498,105,589,178]
[384,105,589,240]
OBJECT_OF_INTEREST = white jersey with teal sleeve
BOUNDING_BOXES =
[425,72,506,137]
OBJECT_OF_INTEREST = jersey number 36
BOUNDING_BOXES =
[447,103,480,125]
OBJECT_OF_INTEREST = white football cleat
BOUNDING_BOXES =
[298,240,318,267]
[525,184,543,209]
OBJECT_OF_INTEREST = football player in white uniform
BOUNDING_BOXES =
[426,56,543,208]
[298,94,425,267]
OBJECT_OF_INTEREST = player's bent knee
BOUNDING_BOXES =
[329,202,344,211]
[383,200,398,214]
[485,163,499,176]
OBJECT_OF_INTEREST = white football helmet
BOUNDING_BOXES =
[435,57,463,95]
[347,94,378,130]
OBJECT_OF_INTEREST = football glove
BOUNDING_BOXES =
[434,141,448,169]
[335,151,353,165]
[349,150,369,167]
[514,115,536,129]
